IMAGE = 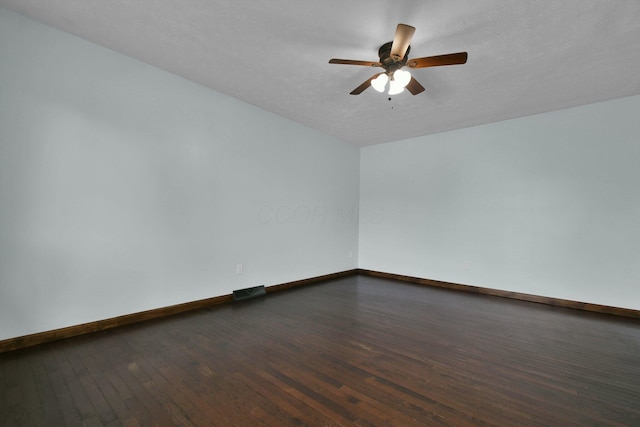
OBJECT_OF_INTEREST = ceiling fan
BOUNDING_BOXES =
[329,24,468,95]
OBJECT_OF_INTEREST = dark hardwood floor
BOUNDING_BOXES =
[2,275,640,426]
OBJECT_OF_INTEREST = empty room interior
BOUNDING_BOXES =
[1,1,640,426]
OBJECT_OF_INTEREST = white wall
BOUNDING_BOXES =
[0,8,359,340]
[360,95,640,310]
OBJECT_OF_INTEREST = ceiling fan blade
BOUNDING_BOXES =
[350,73,383,95]
[407,52,468,68]
[405,77,425,95]
[329,59,382,67]
[390,24,416,61]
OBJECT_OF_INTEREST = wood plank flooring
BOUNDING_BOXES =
[1,275,640,426]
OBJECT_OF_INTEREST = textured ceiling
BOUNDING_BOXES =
[1,0,640,146]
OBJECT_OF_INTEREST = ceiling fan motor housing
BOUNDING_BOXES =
[378,41,409,73]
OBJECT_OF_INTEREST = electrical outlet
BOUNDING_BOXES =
[236,263,243,275]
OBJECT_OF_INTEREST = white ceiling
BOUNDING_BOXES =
[2,0,639,146]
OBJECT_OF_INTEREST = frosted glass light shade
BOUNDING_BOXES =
[371,74,389,92]
[393,69,411,88]
[388,79,405,95]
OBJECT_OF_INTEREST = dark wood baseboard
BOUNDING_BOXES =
[358,269,640,319]
[4,268,636,353]
[0,294,233,354]
[0,269,359,353]
[266,269,357,294]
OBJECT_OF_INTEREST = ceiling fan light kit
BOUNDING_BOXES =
[329,24,468,96]
[371,69,412,94]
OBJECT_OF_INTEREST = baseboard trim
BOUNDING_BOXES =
[5,268,635,353]
[0,294,233,354]
[0,269,359,353]
[358,269,640,319]
[266,269,357,294]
